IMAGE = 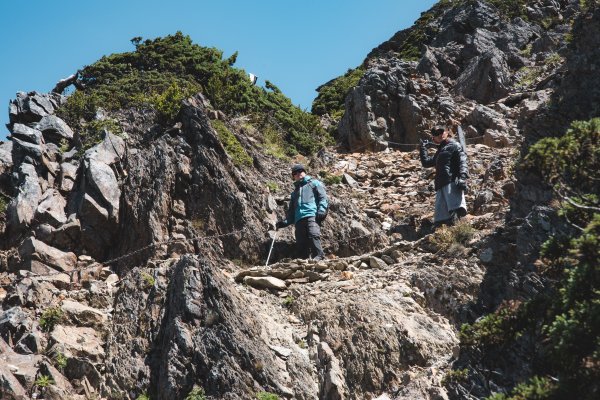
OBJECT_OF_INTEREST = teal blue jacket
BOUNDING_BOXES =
[282,176,328,226]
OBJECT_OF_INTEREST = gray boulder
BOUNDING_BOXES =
[61,300,108,329]
[36,115,74,145]
[35,189,67,227]
[18,237,77,272]
[10,124,44,145]
[454,50,511,104]
[338,60,431,151]
[9,91,64,125]
[84,159,120,218]
[59,161,79,192]
[466,104,508,133]
[84,131,126,166]
[6,163,42,238]
[0,141,13,175]
[49,325,105,363]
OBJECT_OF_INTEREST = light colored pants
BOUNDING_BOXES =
[434,182,467,223]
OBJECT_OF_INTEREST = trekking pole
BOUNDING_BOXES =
[265,230,278,267]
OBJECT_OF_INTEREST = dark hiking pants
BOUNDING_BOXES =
[295,216,324,259]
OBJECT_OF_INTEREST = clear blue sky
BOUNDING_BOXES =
[0,0,437,139]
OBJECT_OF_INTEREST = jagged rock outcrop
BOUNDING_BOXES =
[339,0,576,152]
[8,91,65,126]
[0,1,596,399]
[105,256,318,399]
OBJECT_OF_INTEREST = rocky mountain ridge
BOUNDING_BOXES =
[0,0,598,399]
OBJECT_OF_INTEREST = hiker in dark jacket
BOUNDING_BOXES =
[276,164,328,260]
[420,126,469,226]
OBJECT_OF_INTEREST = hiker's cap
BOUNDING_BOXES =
[291,164,305,174]
[431,126,446,136]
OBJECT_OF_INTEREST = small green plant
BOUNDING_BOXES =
[185,387,206,400]
[39,307,63,332]
[312,66,365,118]
[151,81,199,124]
[318,171,343,185]
[459,301,524,347]
[486,376,557,400]
[282,296,294,307]
[266,181,279,193]
[191,218,205,232]
[76,118,124,155]
[544,52,563,67]
[442,368,469,386]
[516,66,541,87]
[296,339,307,349]
[519,44,532,57]
[262,123,290,159]
[256,392,279,400]
[136,393,150,400]
[34,375,55,388]
[141,272,155,288]
[54,352,68,371]
[430,221,475,252]
[58,138,70,154]
[211,119,253,167]
[0,195,8,214]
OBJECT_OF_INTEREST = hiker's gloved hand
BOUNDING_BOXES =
[275,220,286,230]
[456,178,468,192]
[420,139,434,149]
[316,212,326,223]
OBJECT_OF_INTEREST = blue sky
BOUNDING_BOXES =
[0,0,437,139]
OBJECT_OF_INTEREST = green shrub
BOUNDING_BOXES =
[266,181,279,193]
[262,122,290,159]
[486,376,557,400]
[141,272,155,288]
[493,118,600,397]
[430,221,475,251]
[34,375,55,388]
[256,392,279,400]
[459,300,529,347]
[282,296,294,307]
[184,387,206,400]
[54,352,68,371]
[151,81,200,123]
[136,393,150,400]
[485,0,529,20]
[442,368,469,386]
[211,119,253,167]
[312,67,365,118]
[39,307,63,332]
[515,66,542,87]
[57,32,328,156]
[0,195,8,214]
[77,118,123,154]
[318,171,343,185]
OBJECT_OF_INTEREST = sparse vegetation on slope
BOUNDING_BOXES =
[459,119,600,399]
[312,66,365,118]
[58,32,328,155]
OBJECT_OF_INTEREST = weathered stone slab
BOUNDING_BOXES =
[61,300,107,328]
[49,325,104,362]
[6,163,42,234]
[18,237,77,272]
[243,276,287,290]
[35,189,67,227]
[36,115,74,144]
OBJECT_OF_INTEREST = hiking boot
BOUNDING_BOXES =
[312,255,324,261]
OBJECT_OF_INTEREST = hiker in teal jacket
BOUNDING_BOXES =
[276,164,328,260]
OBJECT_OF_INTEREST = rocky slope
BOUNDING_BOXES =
[0,1,598,399]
